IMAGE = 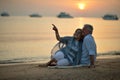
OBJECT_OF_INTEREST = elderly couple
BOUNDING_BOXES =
[47,24,97,68]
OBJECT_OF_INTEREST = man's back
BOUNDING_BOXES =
[80,34,97,65]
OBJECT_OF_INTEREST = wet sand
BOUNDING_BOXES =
[0,55,120,80]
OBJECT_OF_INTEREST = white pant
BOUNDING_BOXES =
[52,51,69,66]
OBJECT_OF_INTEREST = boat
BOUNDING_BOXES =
[102,14,119,20]
[57,12,73,18]
[29,14,42,17]
[1,12,10,17]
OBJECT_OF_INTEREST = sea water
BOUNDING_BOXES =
[0,16,120,64]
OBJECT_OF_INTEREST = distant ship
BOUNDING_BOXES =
[102,14,119,20]
[29,14,42,17]
[57,12,73,18]
[1,12,10,17]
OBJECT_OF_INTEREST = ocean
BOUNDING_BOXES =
[0,16,120,64]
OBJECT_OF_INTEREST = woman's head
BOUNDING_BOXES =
[73,28,83,40]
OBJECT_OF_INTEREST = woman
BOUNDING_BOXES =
[47,24,83,66]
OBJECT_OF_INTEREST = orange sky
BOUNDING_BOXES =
[0,0,120,17]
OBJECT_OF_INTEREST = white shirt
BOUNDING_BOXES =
[80,34,97,65]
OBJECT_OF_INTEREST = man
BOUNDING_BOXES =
[81,24,97,68]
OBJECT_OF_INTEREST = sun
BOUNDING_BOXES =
[78,3,85,10]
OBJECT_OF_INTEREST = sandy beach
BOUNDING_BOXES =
[0,55,120,80]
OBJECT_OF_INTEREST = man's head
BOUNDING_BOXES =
[82,24,93,36]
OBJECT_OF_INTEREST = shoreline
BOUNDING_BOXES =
[0,54,119,66]
[0,55,120,80]
[0,51,120,66]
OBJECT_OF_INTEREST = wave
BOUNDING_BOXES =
[0,56,49,64]
[97,51,120,56]
[0,51,120,65]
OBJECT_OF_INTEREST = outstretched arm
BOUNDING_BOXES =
[52,24,61,41]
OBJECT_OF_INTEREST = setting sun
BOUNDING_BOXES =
[78,3,85,10]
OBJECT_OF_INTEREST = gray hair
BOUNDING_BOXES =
[84,24,93,34]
